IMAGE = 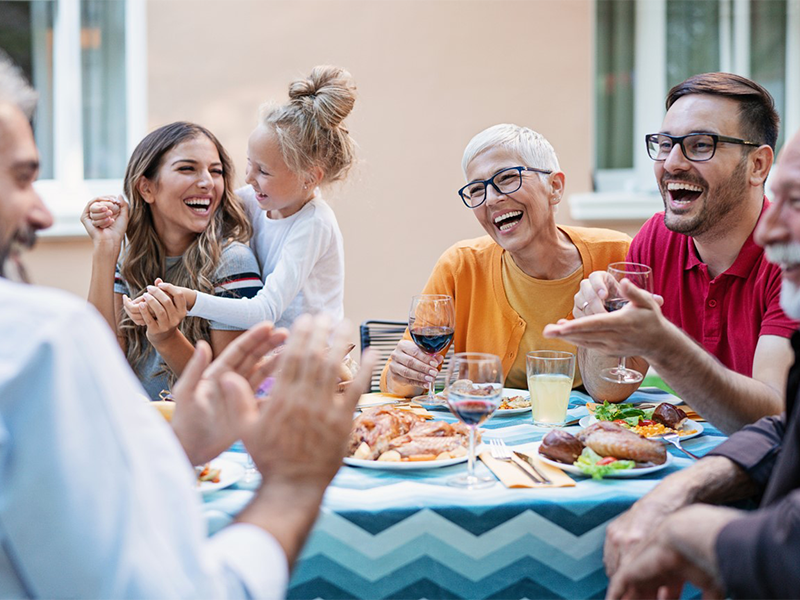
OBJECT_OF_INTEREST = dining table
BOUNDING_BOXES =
[202,389,726,600]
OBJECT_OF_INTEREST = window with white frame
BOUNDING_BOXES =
[571,0,800,221]
[0,0,146,236]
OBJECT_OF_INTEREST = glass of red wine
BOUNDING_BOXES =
[599,262,653,384]
[444,352,503,489]
[408,294,455,403]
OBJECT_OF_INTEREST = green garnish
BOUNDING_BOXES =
[594,401,650,427]
[574,448,635,480]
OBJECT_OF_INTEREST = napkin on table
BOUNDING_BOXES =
[479,452,575,488]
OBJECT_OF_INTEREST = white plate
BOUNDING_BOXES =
[197,458,245,494]
[343,443,484,470]
[578,416,704,441]
[343,454,468,470]
[418,388,530,413]
[533,441,673,478]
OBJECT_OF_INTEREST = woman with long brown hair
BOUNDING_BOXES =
[81,122,262,400]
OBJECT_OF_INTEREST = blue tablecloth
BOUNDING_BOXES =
[203,390,725,599]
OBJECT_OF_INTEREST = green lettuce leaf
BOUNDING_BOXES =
[574,448,635,480]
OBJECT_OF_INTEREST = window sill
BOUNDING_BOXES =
[568,191,663,221]
[35,179,121,239]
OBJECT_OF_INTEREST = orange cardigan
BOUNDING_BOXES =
[380,226,631,391]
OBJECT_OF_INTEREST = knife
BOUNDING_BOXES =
[509,451,548,485]
[513,451,553,484]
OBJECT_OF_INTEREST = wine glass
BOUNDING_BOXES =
[599,262,653,384]
[408,294,455,403]
[444,352,503,489]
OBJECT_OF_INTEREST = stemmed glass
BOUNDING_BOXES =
[599,262,653,384]
[444,352,503,489]
[408,294,455,403]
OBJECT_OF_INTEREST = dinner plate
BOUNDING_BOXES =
[533,441,673,478]
[417,388,530,413]
[343,454,468,470]
[197,458,245,494]
[578,416,704,441]
[343,443,483,470]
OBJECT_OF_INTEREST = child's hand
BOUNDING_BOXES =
[156,281,198,311]
[123,279,189,346]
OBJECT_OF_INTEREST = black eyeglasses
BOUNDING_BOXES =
[645,132,760,162]
[458,166,552,208]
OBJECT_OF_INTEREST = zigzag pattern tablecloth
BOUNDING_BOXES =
[203,390,725,599]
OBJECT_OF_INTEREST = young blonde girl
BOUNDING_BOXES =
[155,66,357,329]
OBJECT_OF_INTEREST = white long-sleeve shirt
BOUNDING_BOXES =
[0,278,288,598]
[187,186,345,329]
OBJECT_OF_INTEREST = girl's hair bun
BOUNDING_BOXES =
[287,65,356,130]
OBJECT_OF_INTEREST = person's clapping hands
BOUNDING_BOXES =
[241,314,375,487]
[169,321,288,466]
[386,339,442,395]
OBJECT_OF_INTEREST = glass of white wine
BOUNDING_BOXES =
[527,351,575,427]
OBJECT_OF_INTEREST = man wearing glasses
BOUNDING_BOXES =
[546,72,797,435]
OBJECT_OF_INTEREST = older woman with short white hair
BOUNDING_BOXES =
[382,123,631,395]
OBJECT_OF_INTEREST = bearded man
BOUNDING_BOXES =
[546,73,797,434]
[602,127,800,600]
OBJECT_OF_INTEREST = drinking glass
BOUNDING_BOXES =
[599,262,653,384]
[527,350,575,427]
[408,294,455,402]
[444,352,503,489]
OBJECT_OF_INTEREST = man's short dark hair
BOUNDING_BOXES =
[666,72,779,151]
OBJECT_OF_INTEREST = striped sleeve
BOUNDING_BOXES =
[113,264,129,296]
[209,242,263,331]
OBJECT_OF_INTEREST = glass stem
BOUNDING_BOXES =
[617,356,626,374]
[466,427,476,480]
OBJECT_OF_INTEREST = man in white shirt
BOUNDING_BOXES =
[0,53,372,599]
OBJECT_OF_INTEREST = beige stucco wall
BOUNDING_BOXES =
[27,0,640,339]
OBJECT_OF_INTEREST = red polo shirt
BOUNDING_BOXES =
[628,200,798,377]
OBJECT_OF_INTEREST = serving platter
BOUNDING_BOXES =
[197,458,245,494]
[533,442,673,478]
[578,415,704,441]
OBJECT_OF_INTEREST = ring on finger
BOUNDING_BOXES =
[580,300,590,311]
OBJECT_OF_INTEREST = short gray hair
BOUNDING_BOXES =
[462,124,560,177]
[0,51,38,119]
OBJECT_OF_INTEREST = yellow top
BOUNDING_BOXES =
[501,252,584,389]
[380,226,631,392]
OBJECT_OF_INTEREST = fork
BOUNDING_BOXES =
[488,439,544,484]
[662,433,701,460]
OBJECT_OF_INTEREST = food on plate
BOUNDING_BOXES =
[196,463,221,484]
[574,447,635,480]
[577,422,667,464]
[498,395,531,410]
[652,403,688,429]
[593,401,697,437]
[347,406,473,462]
[539,429,585,464]
[539,423,667,479]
